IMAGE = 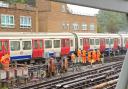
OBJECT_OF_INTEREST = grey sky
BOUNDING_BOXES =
[67,4,99,16]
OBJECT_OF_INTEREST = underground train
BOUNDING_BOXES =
[0,32,127,63]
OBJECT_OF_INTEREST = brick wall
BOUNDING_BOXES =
[0,4,36,32]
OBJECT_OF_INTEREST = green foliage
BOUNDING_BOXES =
[3,0,27,4]
[97,10,128,33]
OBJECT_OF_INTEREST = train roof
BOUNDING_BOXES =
[75,33,121,38]
[0,32,75,39]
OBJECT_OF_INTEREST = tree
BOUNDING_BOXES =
[97,10,128,33]
[1,0,27,4]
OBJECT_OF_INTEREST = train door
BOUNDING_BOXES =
[32,39,44,58]
[0,39,10,60]
[61,39,70,56]
[90,38,95,50]
[21,40,32,59]
[113,38,119,50]
[95,38,100,49]
[38,40,44,57]
[32,39,38,58]
[100,38,105,52]
[83,38,90,51]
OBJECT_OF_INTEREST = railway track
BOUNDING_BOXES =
[19,57,123,89]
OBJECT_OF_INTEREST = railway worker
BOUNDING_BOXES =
[77,49,82,63]
[71,53,76,71]
[82,50,86,64]
[96,49,101,62]
[63,56,68,72]
[92,50,96,64]
[48,57,56,77]
[87,50,92,64]
[76,49,82,70]
[56,59,62,75]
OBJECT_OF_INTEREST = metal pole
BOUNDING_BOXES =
[115,50,128,89]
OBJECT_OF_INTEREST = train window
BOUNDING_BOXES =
[11,41,20,51]
[80,39,83,46]
[54,40,60,48]
[90,39,94,45]
[124,38,128,44]
[4,41,8,50]
[66,39,70,47]
[61,39,65,47]
[118,39,120,44]
[0,41,2,51]
[95,39,99,45]
[45,40,52,48]
[70,40,73,47]
[34,40,38,49]
[22,41,31,50]
[39,40,43,48]
[106,39,109,44]
[110,39,114,44]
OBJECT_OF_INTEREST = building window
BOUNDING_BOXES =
[67,24,69,30]
[20,16,32,28]
[61,5,66,12]
[82,24,87,30]
[90,24,95,30]
[72,23,79,30]
[62,23,67,30]
[1,14,14,28]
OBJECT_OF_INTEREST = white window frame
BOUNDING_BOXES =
[72,23,79,30]
[20,16,32,28]
[61,5,66,12]
[90,24,95,30]
[82,24,87,30]
[1,14,15,28]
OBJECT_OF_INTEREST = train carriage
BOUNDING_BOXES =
[120,34,128,51]
[0,32,75,63]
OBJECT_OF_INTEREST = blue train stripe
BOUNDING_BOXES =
[11,55,32,61]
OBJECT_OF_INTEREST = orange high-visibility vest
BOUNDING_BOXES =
[92,50,96,63]
[96,50,101,61]
[1,54,10,65]
[71,53,76,62]
[77,49,81,57]
[82,50,86,63]
[88,51,92,63]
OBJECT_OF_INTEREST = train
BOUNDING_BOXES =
[0,32,127,64]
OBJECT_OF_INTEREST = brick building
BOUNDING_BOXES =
[36,0,97,33]
[0,0,97,33]
[0,1,36,32]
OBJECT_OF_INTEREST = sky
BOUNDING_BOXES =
[67,4,99,16]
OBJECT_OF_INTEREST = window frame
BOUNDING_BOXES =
[70,39,73,47]
[20,16,32,28]
[1,14,15,28]
[45,40,52,49]
[95,39,99,45]
[0,41,2,51]
[22,41,32,50]
[53,40,60,48]
[106,39,109,45]
[82,24,87,30]
[90,24,95,30]
[10,41,20,51]
[80,39,83,46]
[90,39,94,45]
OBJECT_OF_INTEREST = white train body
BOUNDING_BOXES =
[0,32,126,62]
